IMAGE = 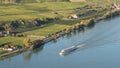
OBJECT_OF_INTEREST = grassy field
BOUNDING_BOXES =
[0,0,117,21]
[0,37,24,46]
[0,2,88,21]
[24,19,80,36]
[24,24,68,36]
[0,36,37,46]
[0,0,119,46]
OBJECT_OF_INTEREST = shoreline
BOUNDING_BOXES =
[0,7,120,60]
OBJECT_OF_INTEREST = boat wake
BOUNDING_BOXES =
[59,44,85,57]
[59,19,120,57]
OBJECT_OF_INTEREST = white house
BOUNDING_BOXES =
[67,13,78,19]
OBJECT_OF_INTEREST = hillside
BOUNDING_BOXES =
[0,0,119,46]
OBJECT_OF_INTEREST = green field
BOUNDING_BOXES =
[0,0,116,21]
[0,2,88,21]
[0,37,24,46]
[24,19,81,36]
[0,0,119,47]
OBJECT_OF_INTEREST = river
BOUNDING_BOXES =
[1,17,120,68]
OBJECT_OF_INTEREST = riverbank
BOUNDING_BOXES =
[1,12,120,68]
[1,9,120,60]
[0,1,120,60]
[30,9,120,45]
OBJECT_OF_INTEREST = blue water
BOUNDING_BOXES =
[1,17,120,68]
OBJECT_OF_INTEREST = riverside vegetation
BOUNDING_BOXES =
[0,0,120,59]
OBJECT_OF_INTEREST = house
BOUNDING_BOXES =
[0,31,2,36]
[111,3,120,10]
[67,13,78,19]
[0,31,10,37]
[3,44,16,51]
[70,0,86,2]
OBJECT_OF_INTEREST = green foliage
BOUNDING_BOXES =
[23,38,31,47]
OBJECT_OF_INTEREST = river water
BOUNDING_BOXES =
[1,17,120,68]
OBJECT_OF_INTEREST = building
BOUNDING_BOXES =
[67,13,78,19]
[111,3,120,10]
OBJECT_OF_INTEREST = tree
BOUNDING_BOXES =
[4,24,11,35]
[23,37,31,47]
[15,0,21,3]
